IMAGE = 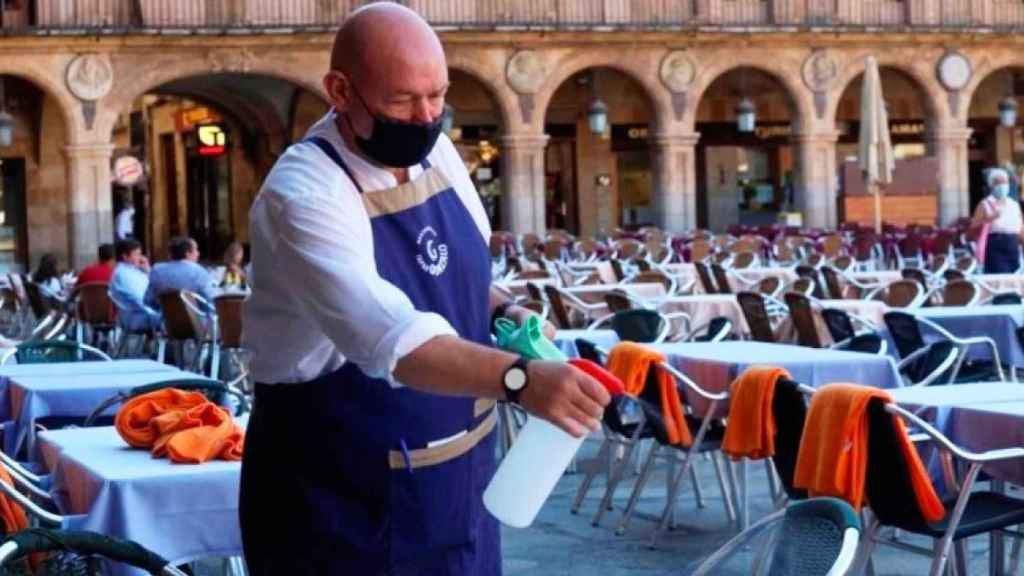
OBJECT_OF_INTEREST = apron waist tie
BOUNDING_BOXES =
[388,406,497,470]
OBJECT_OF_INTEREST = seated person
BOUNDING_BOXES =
[110,239,161,332]
[31,254,63,297]
[76,243,116,287]
[144,236,215,311]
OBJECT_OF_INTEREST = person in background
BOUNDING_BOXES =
[973,166,1023,274]
[110,239,161,332]
[221,241,247,288]
[144,236,215,310]
[115,201,135,241]
[31,254,62,296]
[75,243,116,287]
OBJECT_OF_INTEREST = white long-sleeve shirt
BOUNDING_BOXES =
[243,111,491,385]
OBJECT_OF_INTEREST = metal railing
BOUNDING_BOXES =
[4,0,1024,34]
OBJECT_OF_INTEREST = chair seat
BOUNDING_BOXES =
[895,491,1024,539]
[952,361,1005,384]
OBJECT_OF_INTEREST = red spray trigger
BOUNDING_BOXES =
[568,359,625,396]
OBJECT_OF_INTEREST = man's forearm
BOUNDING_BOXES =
[394,335,516,399]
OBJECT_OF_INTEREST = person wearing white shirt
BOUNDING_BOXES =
[239,5,609,575]
[974,167,1024,274]
[114,202,135,241]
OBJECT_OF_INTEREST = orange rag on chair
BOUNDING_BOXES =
[793,383,944,522]
[607,342,691,447]
[115,388,244,464]
[721,366,792,460]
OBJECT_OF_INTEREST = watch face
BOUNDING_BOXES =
[505,368,527,391]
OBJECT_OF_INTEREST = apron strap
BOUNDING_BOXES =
[302,136,365,195]
[387,408,496,471]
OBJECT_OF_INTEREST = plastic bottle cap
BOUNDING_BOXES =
[568,358,625,395]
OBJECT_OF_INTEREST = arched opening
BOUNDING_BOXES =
[695,67,797,231]
[0,74,69,273]
[543,67,655,237]
[114,73,328,261]
[445,69,505,229]
[834,67,937,226]
[968,67,1024,208]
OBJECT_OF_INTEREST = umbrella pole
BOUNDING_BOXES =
[872,184,882,234]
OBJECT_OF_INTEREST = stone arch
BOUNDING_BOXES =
[962,57,1024,117]
[0,64,81,143]
[444,53,515,132]
[95,50,326,142]
[827,56,946,126]
[533,49,666,133]
[686,56,813,134]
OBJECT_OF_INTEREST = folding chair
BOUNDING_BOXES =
[884,311,1004,386]
[693,261,718,294]
[158,291,220,379]
[691,498,860,576]
[71,282,116,351]
[737,292,786,343]
[820,308,887,355]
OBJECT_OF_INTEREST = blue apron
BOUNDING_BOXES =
[239,136,501,575]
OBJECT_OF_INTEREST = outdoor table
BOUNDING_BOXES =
[0,359,178,421]
[565,283,667,305]
[554,329,619,358]
[494,276,559,297]
[974,274,1024,301]
[5,367,191,457]
[658,294,747,334]
[729,267,798,292]
[38,423,246,576]
[912,305,1024,366]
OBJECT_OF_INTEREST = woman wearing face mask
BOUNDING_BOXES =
[973,167,1023,274]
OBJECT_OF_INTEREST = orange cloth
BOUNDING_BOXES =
[115,388,244,464]
[0,466,28,535]
[721,366,792,460]
[793,383,944,522]
[607,342,691,447]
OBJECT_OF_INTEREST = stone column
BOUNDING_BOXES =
[500,133,549,234]
[929,126,973,225]
[64,142,114,270]
[793,131,840,229]
[649,132,700,233]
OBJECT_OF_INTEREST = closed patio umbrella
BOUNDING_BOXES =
[858,56,895,234]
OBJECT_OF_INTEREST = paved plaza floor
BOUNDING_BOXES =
[501,434,1017,575]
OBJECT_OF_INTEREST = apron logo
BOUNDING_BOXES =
[416,226,449,277]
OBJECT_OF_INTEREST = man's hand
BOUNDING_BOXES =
[507,305,557,340]
[518,361,611,438]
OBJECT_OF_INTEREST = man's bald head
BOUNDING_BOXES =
[331,3,445,81]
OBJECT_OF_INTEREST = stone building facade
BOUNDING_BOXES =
[3,0,1024,268]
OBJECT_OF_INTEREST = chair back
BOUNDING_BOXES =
[613,239,644,260]
[711,264,732,295]
[737,292,776,343]
[574,338,603,364]
[820,308,856,343]
[803,253,825,268]
[630,271,672,293]
[542,240,566,262]
[576,238,602,260]
[773,239,797,263]
[610,309,665,343]
[941,280,978,307]
[794,265,825,299]
[790,277,815,297]
[820,266,845,300]
[929,253,949,275]
[215,295,245,349]
[897,235,922,259]
[609,259,627,283]
[942,268,966,283]
[770,379,810,500]
[517,269,550,280]
[690,239,713,263]
[821,234,845,258]
[519,300,548,319]
[731,251,757,269]
[158,291,198,340]
[900,268,928,292]
[542,285,574,329]
[75,282,114,326]
[765,498,860,576]
[883,311,926,358]
[11,340,109,364]
[884,280,923,308]
[992,292,1023,305]
[525,282,545,302]
[955,256,976,273]
[693,317,733,342]
[757,276,781,297]
[831,255,853,272]
[520,233,542,257]
[694,261,718,294]
[647,244,671,265]
[784,292,822,348]
[853,235,877,262]
[604,290,634,314]
[864,398,936,528]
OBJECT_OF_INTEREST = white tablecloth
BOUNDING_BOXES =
[39,424,246,576]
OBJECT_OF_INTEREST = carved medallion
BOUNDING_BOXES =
[66,54,114,101]
[659,51,696,93]
[506,50,546,95]
[802,50,838,92]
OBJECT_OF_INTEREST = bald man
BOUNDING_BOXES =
[240,3,610,574]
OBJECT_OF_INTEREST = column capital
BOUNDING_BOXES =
[63,142,115,159]
[928,127,973,142]
[499,133,550,150]
[648,131,701,148]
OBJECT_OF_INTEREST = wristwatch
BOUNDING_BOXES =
[502,356,531,404]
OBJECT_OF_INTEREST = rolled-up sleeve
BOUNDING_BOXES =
[268,166,456,384]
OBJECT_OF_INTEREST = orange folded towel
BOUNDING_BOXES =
[607,342,691,447]
[793,383,944,522]
[721,366,792,460]
[0,466,28,535]
[115,388,244,464]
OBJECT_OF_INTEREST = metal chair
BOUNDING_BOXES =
[869,280,926,308]
[820,308,887,355]
[711,264,734,295]
[693,261,718,294]
[157,290,220,379]
[543,285,605,329]
[784,292,823,348]
[731,251,758,270]
[629,270,675,295]
[691,497,860,576]
[990,292,1023,305]
[940,279,980,307]
[883,311,1004,386]
[0,340,110,365]
[72,281,116,350]
[108,290,158,359]
[215,294,250,392]
[737,292,784,343]
[757,276,782,298]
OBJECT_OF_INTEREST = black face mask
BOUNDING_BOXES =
[348,87,444,168]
